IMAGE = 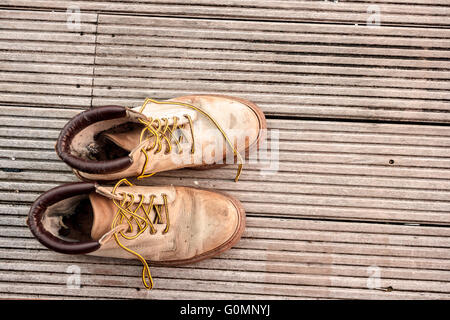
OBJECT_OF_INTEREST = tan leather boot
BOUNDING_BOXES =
[56,95,266,182]
[27,181,245,289]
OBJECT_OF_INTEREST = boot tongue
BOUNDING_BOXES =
[89,192,117,241]
[101,107,197,153]
[101,128,142,153]
[88,186,177,241]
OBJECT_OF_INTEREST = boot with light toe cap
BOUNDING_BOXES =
[27,181,245,289]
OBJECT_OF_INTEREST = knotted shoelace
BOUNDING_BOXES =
[104,178,169,289]
[106,98,245,290]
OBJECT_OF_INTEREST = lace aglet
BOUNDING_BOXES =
[234,164,243,182]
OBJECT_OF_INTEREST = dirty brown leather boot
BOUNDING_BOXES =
[55,95,266,182]
[27,181,245,289]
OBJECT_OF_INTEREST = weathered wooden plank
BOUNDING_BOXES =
[5,168,449,206]
[0,9,98,22]
[3,156,450,185]
[0,94,91,108]
[0,62,93,75]
[0,73,93,86]
[1,230,449,263]
[94,98,450,122]
[94,78,450,102]
[3,231,450,276]
[96,30,450,52]
[0,263,448,299]
[3,238,450,281]
[95,68,450,91]
[0,281,288,300]
[0,292,94,300]
[0,52,94,65]
[97,14,450,38]
[0,252,449,298]
[3,108,450,133]
[4,147,450,174]
[3,132,450,161]
[0,9,96,108]
[90,14,450,122]
[5,114,450,142]
[4,212,450,250]
[0,106,82,117]
[0,271,310,299]
[0,30,95,44]
[1,0,449,26]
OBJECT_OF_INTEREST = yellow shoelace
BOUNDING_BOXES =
[136,98,243,182]
[108,98,244,290]
[110,178,170,290]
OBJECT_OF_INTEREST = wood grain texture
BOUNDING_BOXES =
[1,207,450,299]
[1,106,450,226]
[1,7,449,121]
[1,0,449,26]
[0,10,96,108]
[0,106,449,299]
[0,2,449,300]
[91,14,450,122]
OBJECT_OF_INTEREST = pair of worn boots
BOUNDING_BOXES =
[27,95,266,289]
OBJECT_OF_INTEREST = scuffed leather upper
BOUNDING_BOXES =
[89,184,243,263]
[76,95,262,181]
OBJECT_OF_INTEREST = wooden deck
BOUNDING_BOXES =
[0,1,449,299]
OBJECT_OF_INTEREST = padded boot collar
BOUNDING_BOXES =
[55,106,134,175]
[27,182,101,254]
